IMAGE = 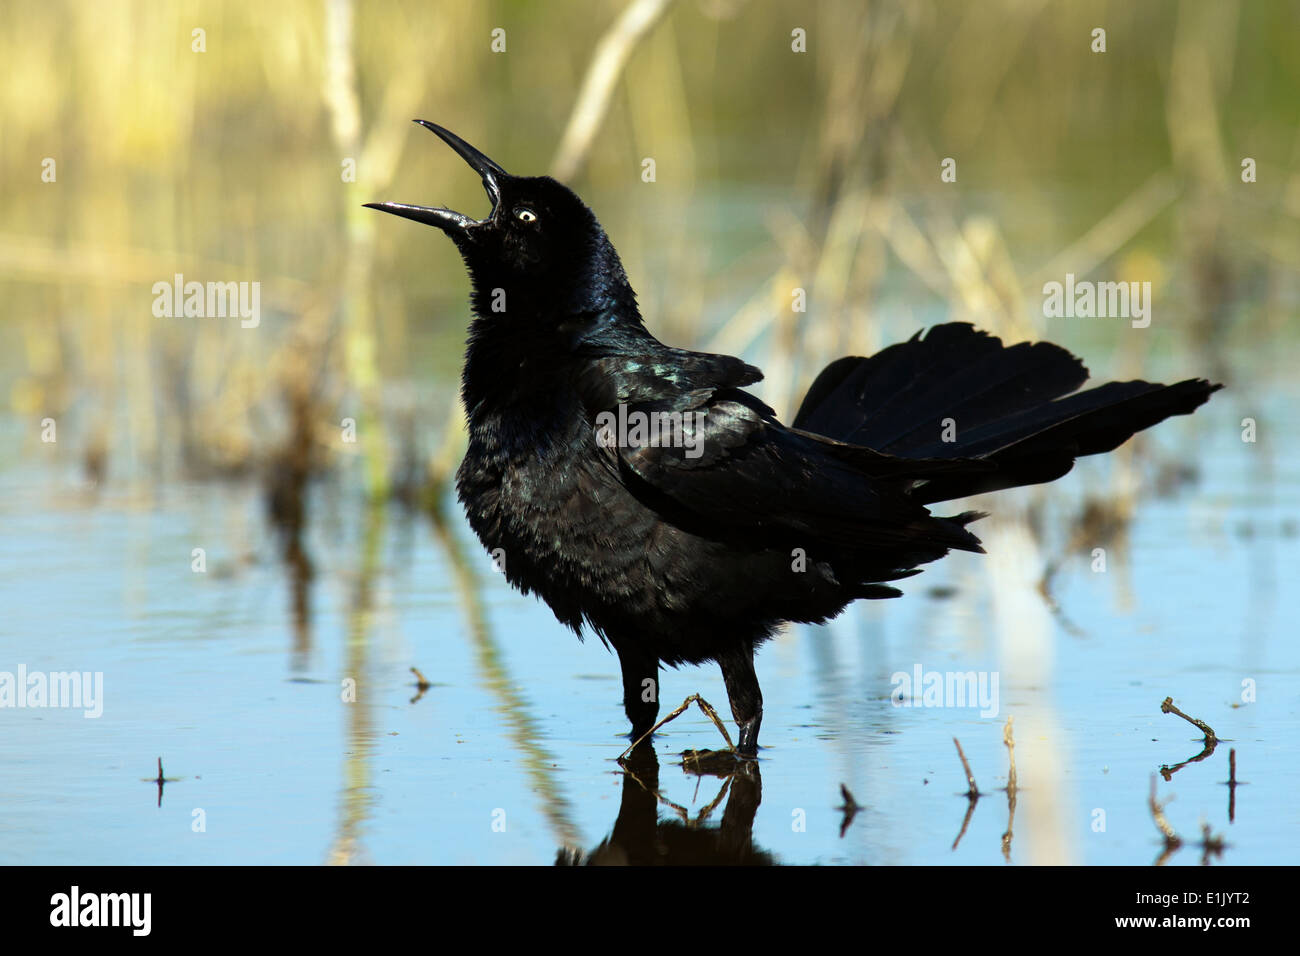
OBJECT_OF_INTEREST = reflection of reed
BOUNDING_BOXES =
[265,345,318,671]
[426,496,584,852]
[983,507,1075,864]
[325,500,384,866]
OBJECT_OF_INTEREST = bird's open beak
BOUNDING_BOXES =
[364,120,507,234]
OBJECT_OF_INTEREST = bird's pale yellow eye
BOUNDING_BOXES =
[515,208,538,223]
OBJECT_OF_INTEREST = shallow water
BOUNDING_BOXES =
[1,367,1296,866]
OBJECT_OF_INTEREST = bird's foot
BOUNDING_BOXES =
[735,718,761,759]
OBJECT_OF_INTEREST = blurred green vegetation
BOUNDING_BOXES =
[1,0,1297,494]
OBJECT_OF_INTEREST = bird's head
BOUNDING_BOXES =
[366,121,637,324]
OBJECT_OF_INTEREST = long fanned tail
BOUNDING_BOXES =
[793,323,1221,504]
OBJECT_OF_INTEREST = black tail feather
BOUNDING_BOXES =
[794,323,1221,505]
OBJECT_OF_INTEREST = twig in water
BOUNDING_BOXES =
[1001,716,1017,862]
[1003,716,1017,794]
[950,737,981,851]
[954,737,980,798]
[409,666,432,704]
[619,693,735,760]
[1160,696,1217,743]
[837,784,863,839]
[1221,748,1246,823]
[144,757,181,809]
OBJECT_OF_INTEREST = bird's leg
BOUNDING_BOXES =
[719,647,763,757]
[614,643,660,746]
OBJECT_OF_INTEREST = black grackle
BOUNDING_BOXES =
[368,121,1220,756]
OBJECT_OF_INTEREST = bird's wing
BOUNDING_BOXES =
[584,376,984,556]
[574,343,765,404]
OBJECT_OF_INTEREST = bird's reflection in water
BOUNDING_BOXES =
[556,745,775,866]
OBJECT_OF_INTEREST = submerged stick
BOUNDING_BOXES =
[1160,696,1217,743]
[837,784,863,839]
[619,693,735,759]
[954,737,980,798]
[1224,747,1245,823]
[1001,716,1017,862]
[1003,716,1017,793]
[950,737,981,850]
